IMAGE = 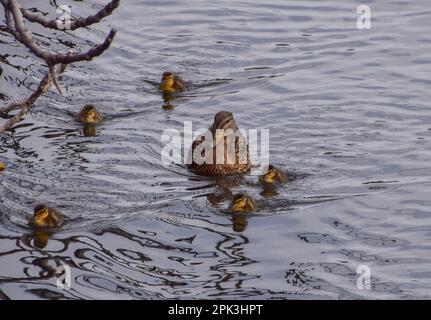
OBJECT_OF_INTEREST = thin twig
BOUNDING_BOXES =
[49,63,63,95]
[0,64,67,133]
[0,0,119,131]
[6,0,117,65]
[20,0,120,31]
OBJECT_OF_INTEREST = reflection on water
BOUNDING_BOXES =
[2,0,431,299]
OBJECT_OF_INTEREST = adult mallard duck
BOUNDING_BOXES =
[229,193,258,213]
[259,165,288,185]
[187,111,250,176]
[28,204,64,229]
[159,71,186,93]
[76,104,103,124]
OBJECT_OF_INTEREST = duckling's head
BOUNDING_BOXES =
[31,204,50,227]
[160,71,175,90]
[231,193,256,213]
[81,105,99,123]
[262,165,277,183]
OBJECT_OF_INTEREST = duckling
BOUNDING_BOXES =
[28,204,64,229]
[187,111,250,176]
[230,193,258,213]
[0,162,5,172]
[259,165,288,185]
[159,71,186,93]
[76,104,103,124]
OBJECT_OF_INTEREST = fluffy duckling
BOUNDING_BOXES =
[259,165,288,185]
[28,204,64,229]
[159,71,186,93]
[230,193,258,213]
[76,104,103,124]
[188,111,250,176]
[0,162,5,172]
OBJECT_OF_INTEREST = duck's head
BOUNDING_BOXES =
[31,204,50,227]
[160,71,175,90]
[231,193,257,213]
[210,111,239,145]
[81,105,100,124]
[261,165,277,183]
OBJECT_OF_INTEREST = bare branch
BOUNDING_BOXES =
[0,0,119,131]
[0,101,22,116]
[6,0,117,65]
[48,29,117,65]
[0,64,67,133]
[49,64,63,95]
[20,0,120,31]
[2,1,20,39]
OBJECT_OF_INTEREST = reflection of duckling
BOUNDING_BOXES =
[32,231,50,249]
[162,97,176,110]
[82,124,97,137]
[76,105,103,124]
[230,194,258,213]
[159,71,186,93]
[0,162,5,172]
[206,193,226,207]
[28,204,64,229]
[260,185,279,198]
[232,214,248,232]
[259,165,288,185]
[188,111,250,176]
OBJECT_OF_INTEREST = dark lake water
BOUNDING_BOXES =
[1,0,431,299]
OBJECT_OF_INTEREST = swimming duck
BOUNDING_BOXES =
[259,165,288,185]
[76,104,103,124]
[159,71,186,93]
[230,193,258,213]
[187,111,250,176]
[0,162,5,172]
[28,204,64,229]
